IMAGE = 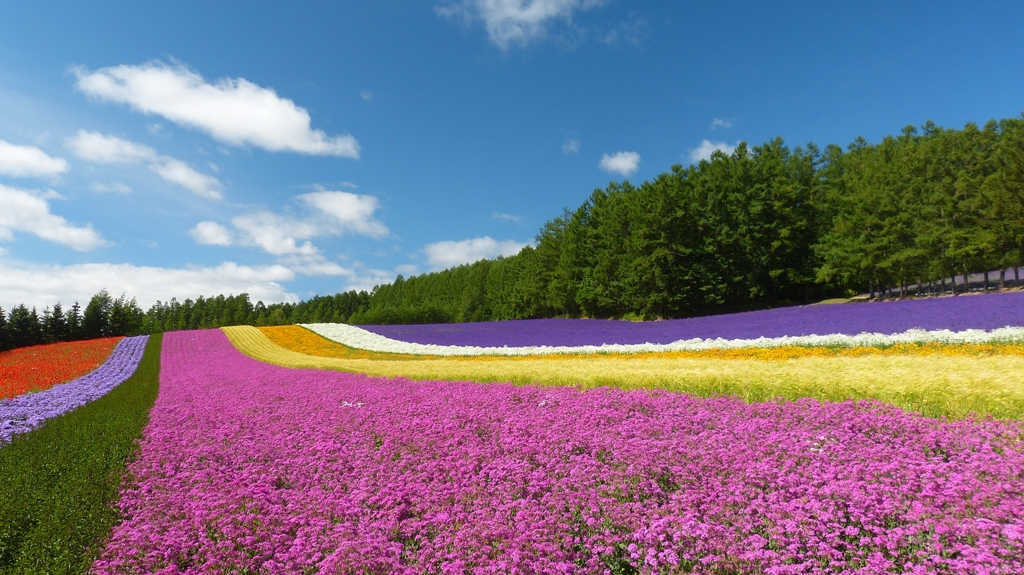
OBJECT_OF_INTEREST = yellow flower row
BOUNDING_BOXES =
[224,325,1024,420]
[259,325,1024,361]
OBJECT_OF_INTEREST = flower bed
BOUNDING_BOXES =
[357,291,1024,347]
[303,322,1024,356]
[227,326,1024,420]
[0,337,123,400]
[0,335,149,444]
[96,329,1024,574]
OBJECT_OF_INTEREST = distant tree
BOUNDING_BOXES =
[109,294,145,336]
[47,302,69,343]
[82,289,113,339]
[8,304,43,348]
[67,302,83,340]
[0,306,10,351]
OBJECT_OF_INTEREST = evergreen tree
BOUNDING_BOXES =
[82,290,113,339]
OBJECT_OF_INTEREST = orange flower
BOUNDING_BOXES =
[0,337,124,400]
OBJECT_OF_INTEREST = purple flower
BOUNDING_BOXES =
[0,335,149,444]
[361,291,1024,347]
[93,330,1024,574]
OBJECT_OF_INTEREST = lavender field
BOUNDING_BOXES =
[362,292,1024,347]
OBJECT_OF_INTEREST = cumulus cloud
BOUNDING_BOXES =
[0,260,297,309]
[73,61,360,158]
[688,140,737,163]
[190,190,389,276]
[424,236,528,270]
[0,140,70,178]
[0,184,106,251]
[710,118,732,130]
[298,191,388,239]
[599,151,640,176]
[149,158,223,200]
[66,131,153,163]
[230,211,320,256]
[562,138,579,154]
[437,0,607,50]
[189,221,233,246]
[65,131,223,199]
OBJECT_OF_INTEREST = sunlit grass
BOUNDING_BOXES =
[225,326,1024,420]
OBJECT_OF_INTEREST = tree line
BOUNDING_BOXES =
[0,290,371,352]
[3,115,1023,351]
[358,116,1024,323]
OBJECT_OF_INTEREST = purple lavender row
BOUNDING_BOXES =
[0,335,149,444]
[363,291,1024,347]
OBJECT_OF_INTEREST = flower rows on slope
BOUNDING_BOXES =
[228,326,1024,420]
[0,337,123,400]
[302,322,1024,357]
[268,325,1024,361]
[0,336,149,444]
[95,329,1024,574]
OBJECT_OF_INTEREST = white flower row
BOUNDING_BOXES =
[299,323,1024,357]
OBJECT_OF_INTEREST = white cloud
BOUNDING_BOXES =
[73,61,360,158]
[0,260,297,309]
[688,140,737,163]
[65,131,223,199]
[493,212,523,223]
[230,211,320,256]
[360,90,374,102]
[562,138,579,154]
[599,151,640,176]
[275,254,354,277]
[710,118,732,130]
[189,221,233,246]
[424,236,528,269]
[0,184,106,251]
[191,191,389,276]
[437,0,607,50]
[0,140,70,178]
[298,190,388,239]
[148,157,223,200]
[65,130,154,163]
[90,182,133,194]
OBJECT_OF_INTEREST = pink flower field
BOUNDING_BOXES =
[94,330,1024,574]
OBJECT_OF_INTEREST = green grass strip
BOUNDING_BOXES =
[0,334,162,575]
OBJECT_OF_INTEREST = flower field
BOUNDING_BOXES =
[226,325,1024,420]
[359,291,1024,347]
[0,336,148,443]
[94,329,1024,574]
[4,295,1024,573]
[0,336,122,400]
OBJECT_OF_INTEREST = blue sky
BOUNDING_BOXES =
[1,1,1023,309]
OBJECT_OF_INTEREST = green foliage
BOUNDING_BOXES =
[0,334,162,574]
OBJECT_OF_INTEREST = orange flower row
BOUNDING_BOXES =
[260,325,1024,362]
[259,326,422,361]
[0,337,124,400]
